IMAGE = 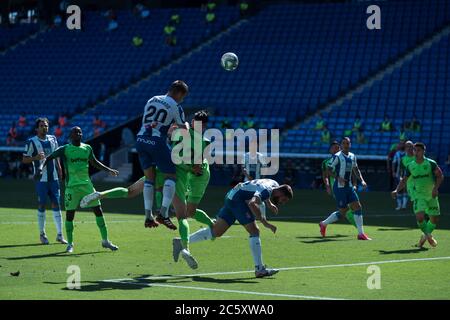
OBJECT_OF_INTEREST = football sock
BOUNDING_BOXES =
[417,220,428,234]
[95,216,108,241]
[353,209,365,234]
[52,208,63,235]
[193,209,214,227]
[65,220,74,245]
[160,179,176,218]
[426,221,436,234]
[101,187,128,199]
[189,227,213,243]
[249,235,264,270]
[178,218,190,250]
[155,191,163,210]
[345,210,357,228]
[143,180,154,220]
[37,209,46,234]
[322,211,340,225]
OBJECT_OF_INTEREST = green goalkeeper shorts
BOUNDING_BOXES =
[186,165,210,204]
[65,183,100,211]
[413,197,440,216]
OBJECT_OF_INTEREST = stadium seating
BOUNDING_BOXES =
[65,1,450,144]
[285,33,450,164]
[0,23,39,51]
[0,7,240,143]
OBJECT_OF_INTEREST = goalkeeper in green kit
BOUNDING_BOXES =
[392,142,443,248]
[37,127,120,253]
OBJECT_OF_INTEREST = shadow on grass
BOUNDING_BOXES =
[296,234,352,244]
[378,247,429,255]
[5,251,106,260]
[377,228,412,231]
[45,273,258,292]
[0,243,59,249]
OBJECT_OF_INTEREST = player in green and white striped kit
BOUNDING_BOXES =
[392,142,443,248]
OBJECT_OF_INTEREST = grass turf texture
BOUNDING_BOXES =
[0,179,449,300]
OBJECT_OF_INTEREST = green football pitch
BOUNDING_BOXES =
[0,180,449,300]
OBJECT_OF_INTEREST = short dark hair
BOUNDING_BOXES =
[414,142,426,150]
[35,117,49,129]
[194,110,208,123]
[341,137,351,143]
[169,80,188,95]
[330,140,339,147]
[278,184,293,200]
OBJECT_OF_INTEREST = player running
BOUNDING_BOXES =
[177,179,293,278]
[319,137,371,240]
[321,141,356,228]
[22,117,67,245]
[392,141,406,210]
[399,141,416,209]
[37,127,119,253]
[135,80,189,230]
[392,142,443,248]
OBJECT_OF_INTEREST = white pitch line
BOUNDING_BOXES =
[105,256,450,282]
[102,280,342,300]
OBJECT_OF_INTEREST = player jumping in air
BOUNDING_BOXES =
[135,80,189,230]
[319,137,371,240]
[392,142,443,248]
[321,140,356,228]
[37,126,119,253]
[22,117,67,245]
[80,110,215,269]
[181,179,293,278]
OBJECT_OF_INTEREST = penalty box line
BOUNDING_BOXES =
[102,256,450,299]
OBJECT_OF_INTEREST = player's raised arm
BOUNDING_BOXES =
[88,146,119,177]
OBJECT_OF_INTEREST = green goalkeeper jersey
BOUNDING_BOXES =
[50,143,95,187]
[173,128,210,172]
[322,156,334,187]
[405,157,438,200]
[400,154,416,198]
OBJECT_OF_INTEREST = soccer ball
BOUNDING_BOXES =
[221,52,239,71]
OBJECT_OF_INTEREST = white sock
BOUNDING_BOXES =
[143,181,154,220]
[402,194,409,208]
[37,209,46,234]
[160,179,176,218]
[249,236,264,270]
[52,209,63,235]
[322,211,340,225]
[189,227,213,243]
[354,213,364,234]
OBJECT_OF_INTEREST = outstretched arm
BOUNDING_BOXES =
[88,149,118,176]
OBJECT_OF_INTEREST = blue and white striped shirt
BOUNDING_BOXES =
[227,179,279,202]
[23,135,59,182]
[328,151,357,188]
